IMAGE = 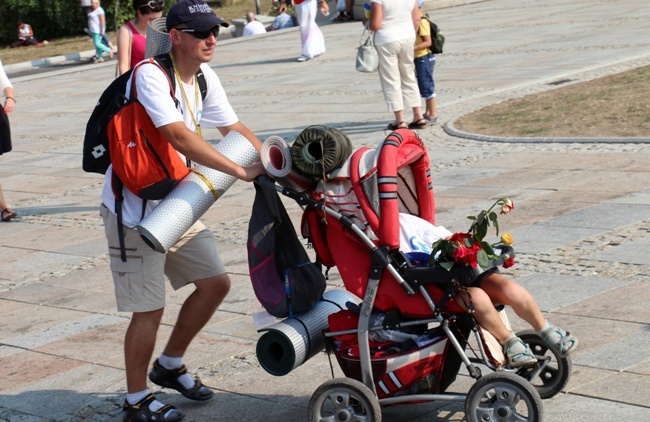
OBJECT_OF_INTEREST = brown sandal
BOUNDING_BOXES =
[387,121,407,130]
[408,119,427,129]
[1,208,17,221]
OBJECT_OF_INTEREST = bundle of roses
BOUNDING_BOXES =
[429,198,516,271]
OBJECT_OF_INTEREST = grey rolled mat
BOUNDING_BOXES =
[260,135,316,192]
[145,17,172,58]
[256,289,359,376]
[137,131,258,253]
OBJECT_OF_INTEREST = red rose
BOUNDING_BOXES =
[503,257,516,268]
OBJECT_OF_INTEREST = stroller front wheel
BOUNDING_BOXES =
[308,378,382,422]
[465,372,543,422]
[515,330,572,399]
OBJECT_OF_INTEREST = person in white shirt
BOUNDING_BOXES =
[87,0,114,63]
[102,1,264,421]
[242,11,267,36]
[0,59,17,222]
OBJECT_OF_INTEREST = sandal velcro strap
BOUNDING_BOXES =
[503,337,537,368]
[149,359,214,401]
[540,325,578,357]
[123,394,184,422]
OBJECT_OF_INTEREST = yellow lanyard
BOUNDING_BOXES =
[169,53,202,138]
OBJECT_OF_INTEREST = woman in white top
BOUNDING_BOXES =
[88,0,114,63]
[0,60,17,221]
[294,0,329,62]
[369,0,426,130]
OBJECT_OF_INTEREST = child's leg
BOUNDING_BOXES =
[481,272,578,356]
[479,272,546,331]
[454,287,536,367]
[454,287,511,341]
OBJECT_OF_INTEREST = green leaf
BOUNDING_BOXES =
[489,211,499,236]
[477,249,490,269]
[476,219,488,241]
[481,241,495,255]
[467,215,477,220]
[439,261,455,271]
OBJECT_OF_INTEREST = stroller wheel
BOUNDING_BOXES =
[515,330,572,399]
[465,372,543,422]
[308,378,381,422]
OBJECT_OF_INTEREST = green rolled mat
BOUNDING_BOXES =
[290,126,352,177]
[256,289,359,376]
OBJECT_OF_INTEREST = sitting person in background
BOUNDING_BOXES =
[268,5,295,31]
[243,12,267,37]
[10,20,38,48]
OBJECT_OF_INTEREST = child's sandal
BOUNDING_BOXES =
[540,325,578,357]
[503,337,537,368]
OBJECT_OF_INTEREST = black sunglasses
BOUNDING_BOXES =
[175,26,220,39]
[140,0,164,12]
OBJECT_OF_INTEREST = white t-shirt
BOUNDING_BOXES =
[243,20,266,37]
[370,0,417,46]
[0,60,12,91]
[101,61,239,227]
[87,7,105,34]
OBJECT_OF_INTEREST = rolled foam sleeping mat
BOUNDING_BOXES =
[290,126,352,177]
[260,135,316,192]
[137,131,258,253]
[256,289,359,376]
[145,17,172,58]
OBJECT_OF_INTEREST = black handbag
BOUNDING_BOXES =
[0,108,11,155]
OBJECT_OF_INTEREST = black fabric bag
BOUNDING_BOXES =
[247,175,326,318]
[0,109,11,155]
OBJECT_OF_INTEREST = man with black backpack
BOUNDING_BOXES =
[97,1,265,421]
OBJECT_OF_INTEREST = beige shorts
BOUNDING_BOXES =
[100,203,226,312]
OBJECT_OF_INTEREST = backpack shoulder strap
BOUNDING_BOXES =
[130,58,176,103]
[196,66,207,101]
[154,53,207,101]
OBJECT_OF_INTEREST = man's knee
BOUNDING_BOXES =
[195,274,231,299]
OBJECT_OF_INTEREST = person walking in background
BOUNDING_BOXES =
[0,59,17,222]
[294,0,329,62]
[88,0,114,63]
[117,0,165,75]
[242,11,267,37]
[100,1,265,420]
[368,0,426,130]
[414,0,438,124]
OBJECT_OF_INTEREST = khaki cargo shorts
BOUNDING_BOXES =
[100,203,226,312]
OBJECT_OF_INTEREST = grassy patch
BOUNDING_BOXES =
[454,65,650,138]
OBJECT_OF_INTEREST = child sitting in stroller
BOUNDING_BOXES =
[401,213,579,368]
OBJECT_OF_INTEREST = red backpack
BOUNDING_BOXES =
[108,59,190,201]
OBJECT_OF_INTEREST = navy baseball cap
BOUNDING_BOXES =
[166,0,229,32]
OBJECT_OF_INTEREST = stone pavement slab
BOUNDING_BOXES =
[1,0,650,421]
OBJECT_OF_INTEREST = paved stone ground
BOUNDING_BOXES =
[1,0,649,421]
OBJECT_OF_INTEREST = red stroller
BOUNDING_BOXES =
[276,129,571,421]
